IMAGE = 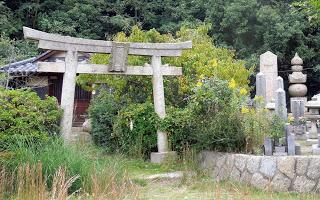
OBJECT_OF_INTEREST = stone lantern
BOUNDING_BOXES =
[289,53,307,110]
[305,95,320,151]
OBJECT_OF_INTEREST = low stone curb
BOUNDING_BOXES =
[198,151,320,193]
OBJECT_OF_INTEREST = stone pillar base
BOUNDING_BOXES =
[151,151,177,164]
[295,134,307,140]
[306,139,318,146]
[290,97,307,112]
[312,144,320,154]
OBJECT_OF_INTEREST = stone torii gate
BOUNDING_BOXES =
[23,27,192,163]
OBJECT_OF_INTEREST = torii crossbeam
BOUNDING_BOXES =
[23,27,192,163]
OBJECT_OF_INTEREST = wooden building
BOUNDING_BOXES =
[0,51,92,126]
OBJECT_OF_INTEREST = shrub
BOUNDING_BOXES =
[240,105,270,154]
[113,102,158,158]
[157,107,195,153]
[89,89,119,150]
[187,78,246,152]
[91,78,247,156]
[157,78,246,153]
[0,88,62,150]
[268,115,286,140]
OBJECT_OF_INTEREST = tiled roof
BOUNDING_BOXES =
[0,51,52,76]
[0,57,37,76]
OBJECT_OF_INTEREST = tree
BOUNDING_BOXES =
[38,0,107,39]
[0,36,37,66]
[77,25,252,107]
[1,0,319,96]
[0,2,19,37]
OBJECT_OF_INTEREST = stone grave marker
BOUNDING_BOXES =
[264,137,273,156]
[259,51,278,107]
[255,72,266,107]
[275,87,287,121]
[292,99,306,139]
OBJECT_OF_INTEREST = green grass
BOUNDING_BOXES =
[123,158,181,177]
[1,139,320,199]
[120,158,320,200]
[0,138,127,194]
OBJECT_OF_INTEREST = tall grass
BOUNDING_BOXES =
[0,137,139,199]
[0,163,78,200]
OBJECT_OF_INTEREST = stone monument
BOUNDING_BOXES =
[275,77,287,121]
[291,99,306,139]
[305,95,320,147]
[288,53,307,112]
[255,72,266,107]
[259,51,278,110]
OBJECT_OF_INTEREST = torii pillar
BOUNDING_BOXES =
[151,56,170,161]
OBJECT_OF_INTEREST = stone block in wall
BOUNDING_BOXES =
[234,154,247,172]
[225,154,234,169]
[271,173,292,192]
[293,176,316,192]
[240,170,252,183]
[229,167,241,182]
[215,154,227,169]
[198,151,219,169]
[306,158,320,180]
[260,157,277,178]
[277,157,295,179]
[296,157,310,175]
[247,156,261,174]
[250,173,270,190]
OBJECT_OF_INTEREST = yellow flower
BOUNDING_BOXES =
[196,81,203,87]
[209,59,218,67]
[241,107,250,114]
[228,79,236,89]
[288,116,294,123]
[239,88,248,95]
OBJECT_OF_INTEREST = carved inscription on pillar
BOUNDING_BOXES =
[109,42,129,72]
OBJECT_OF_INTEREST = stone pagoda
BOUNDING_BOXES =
[288,53,307,111]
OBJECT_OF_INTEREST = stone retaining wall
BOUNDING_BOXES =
[198,151,320,193]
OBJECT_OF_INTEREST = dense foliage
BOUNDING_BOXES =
[0,0,313,158]
[1,0,319,96]
[85,26,252,157]
[113,102,158,158]
[78,26,251,107]
[90,78,250,157]
[89,89,119,151]
[0,88,61,150]
[185,78,246,152]
[89,89,158,158]
[240,97,286,153]
[0,36,37,66]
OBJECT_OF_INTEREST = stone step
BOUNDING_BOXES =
[72,121,84,127]
[72,127,83,132]
[296,140,313,155]
[70,131,92,143]
[144,171,184,181]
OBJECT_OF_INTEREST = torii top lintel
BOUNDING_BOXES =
[23,27,192,57]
